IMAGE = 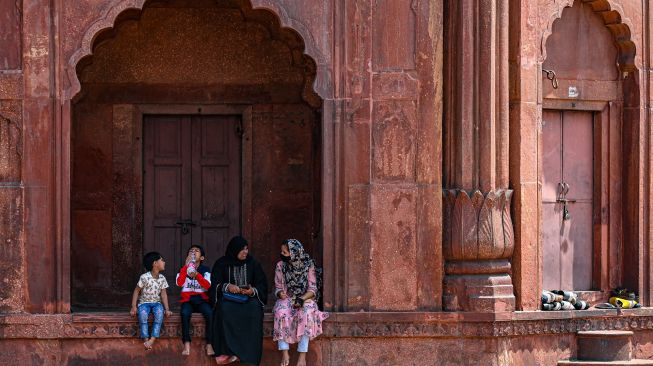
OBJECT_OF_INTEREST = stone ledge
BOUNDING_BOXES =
[3,310,653,339]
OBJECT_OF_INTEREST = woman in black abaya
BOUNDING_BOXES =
[209,236,268,365]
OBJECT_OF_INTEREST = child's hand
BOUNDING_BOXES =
[130,306,137,316]
[185,255,193,265]
[165,310,173,317]
[278,291,288,300]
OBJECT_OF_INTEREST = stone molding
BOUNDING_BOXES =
[4,311,653,339]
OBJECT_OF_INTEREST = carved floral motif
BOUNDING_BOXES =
[443,189,514,262]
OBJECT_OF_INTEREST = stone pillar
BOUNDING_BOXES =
[335,0,443,311]
[442,0,515,311]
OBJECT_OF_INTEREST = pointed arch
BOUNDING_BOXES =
[541,0,637,73]
[64,0,327,107]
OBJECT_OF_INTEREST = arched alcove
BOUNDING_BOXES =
[70,0,323,309]
[540,0,640,301]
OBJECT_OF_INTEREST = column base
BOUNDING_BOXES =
[443,273,515,312]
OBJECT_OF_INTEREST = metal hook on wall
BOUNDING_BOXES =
[542,68,559,89]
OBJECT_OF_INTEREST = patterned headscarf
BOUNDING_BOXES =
[282,239,315,298]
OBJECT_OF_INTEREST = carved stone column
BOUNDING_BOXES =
[443,0,515,311]
[442,189,515,311]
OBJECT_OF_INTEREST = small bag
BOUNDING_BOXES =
[223,292,248,303]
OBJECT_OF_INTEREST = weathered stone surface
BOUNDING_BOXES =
[0,0,21,70]
[372,101,417,182]
[5,0,653,364]
[345,185,370,310]
[0,186,23,313]
[369,185,418,310]
[0,100,22,183]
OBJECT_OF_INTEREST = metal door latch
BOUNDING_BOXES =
[176,219,197,235]
[556,182,576,221]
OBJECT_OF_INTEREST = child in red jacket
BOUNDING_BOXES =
[176,245,214,356]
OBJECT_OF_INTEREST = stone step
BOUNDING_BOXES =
[558,360,653,366]
[577,330,633,362]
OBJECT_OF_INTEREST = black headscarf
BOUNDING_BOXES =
[282,239,315,298]
[223,235,250,266]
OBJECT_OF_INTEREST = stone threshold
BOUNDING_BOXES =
[2,309,653,339]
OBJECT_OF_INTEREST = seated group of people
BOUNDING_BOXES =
[130,236,328,366]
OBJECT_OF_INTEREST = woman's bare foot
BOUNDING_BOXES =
[182,342,190,356]
[215,355,230,364]
[206,343,215,356]
[296,352,307,366]
[225,356,239,364]
[281,350,290,366]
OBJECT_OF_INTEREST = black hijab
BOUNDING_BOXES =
[224,235,249,266]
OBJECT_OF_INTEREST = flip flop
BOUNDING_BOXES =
[594,302,617,309]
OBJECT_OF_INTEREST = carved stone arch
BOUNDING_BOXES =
[540,0,637,73]
[64,0,328,107]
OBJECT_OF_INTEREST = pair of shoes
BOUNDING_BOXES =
[611,288,639,301]
[559,301,575,310]
[542,302,561,311]
[542,290,563,304]
[553,290,577,305]
[574,300,590,310]
[609,296,640,309]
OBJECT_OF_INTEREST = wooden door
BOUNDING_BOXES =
[542,110,594,291]
[144,115,241,298]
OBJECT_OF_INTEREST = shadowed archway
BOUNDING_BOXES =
[70,0,324,309]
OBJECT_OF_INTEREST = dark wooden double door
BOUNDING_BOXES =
[144,115,241,297]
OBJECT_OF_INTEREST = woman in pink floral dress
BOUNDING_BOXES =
[273,239,328,366]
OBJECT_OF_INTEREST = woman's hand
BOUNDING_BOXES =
[165,309,173,317]
[227,284,240,293]
[130,306,137,316]
[278,291,288,300]
[241,287,255,296]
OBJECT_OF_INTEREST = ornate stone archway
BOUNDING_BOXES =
[540,0,637,72]
[62,0,333,309]
[64,0,328,106]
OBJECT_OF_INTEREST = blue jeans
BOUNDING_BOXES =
[278,335,310,353]
[138,302,164,339]
[180,295,213,343]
